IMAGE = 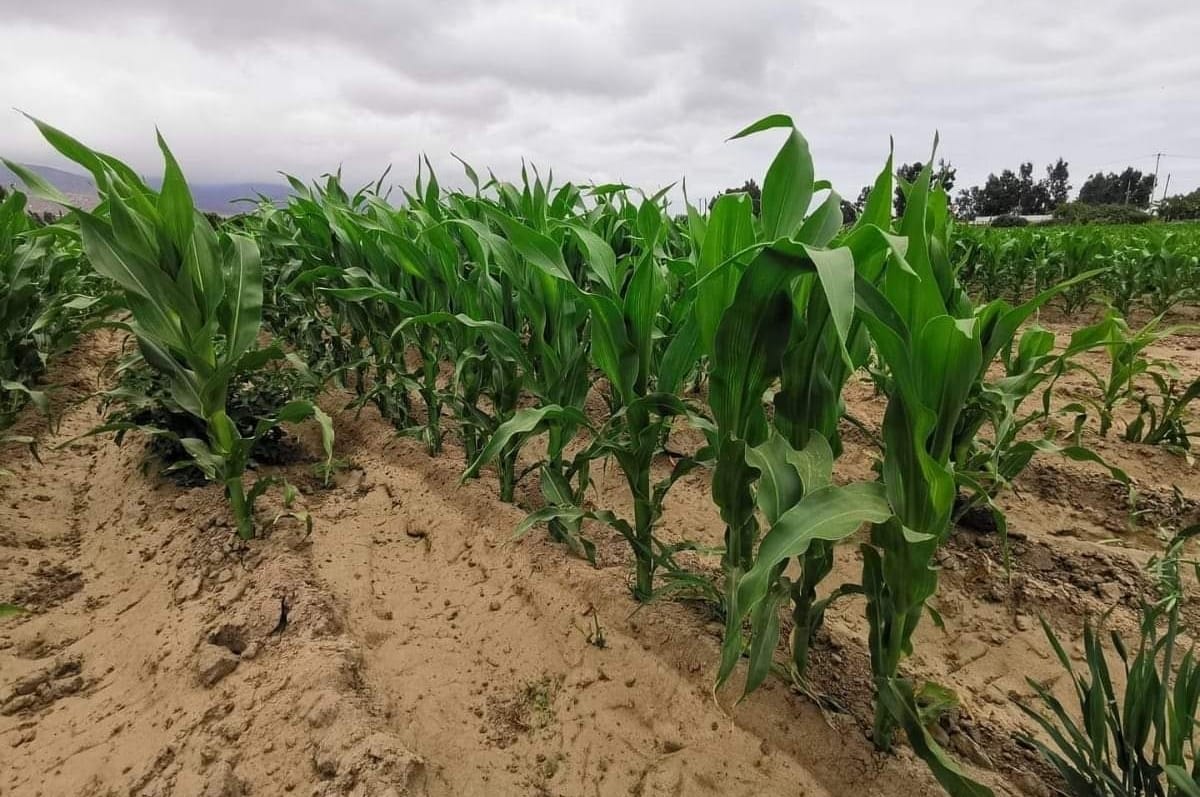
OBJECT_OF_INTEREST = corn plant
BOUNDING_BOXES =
[266,174,438,442]
[5,118,333,539]
[698,122,992,796]
[1143,233,1200,317]
[1125,374,1200,453]
[711,118,907,692]
[1056,231,1108,315]
[466,188,712,600]
[444,165,596,505]
[853,159,990,770]
[1106,243,1147,318]
[1060,313,1188,439]
[1,188,113,458]
[1019,526,1200,797]
[0,188,50,432]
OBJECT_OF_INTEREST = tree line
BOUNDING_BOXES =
[712,156,1186,222]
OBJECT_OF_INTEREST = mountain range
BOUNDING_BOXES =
[0,163,292,215]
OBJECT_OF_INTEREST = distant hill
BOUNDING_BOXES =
[0,163,291,216]
[0,163,98,214]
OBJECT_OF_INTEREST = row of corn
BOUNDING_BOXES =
[5,115,1195,796]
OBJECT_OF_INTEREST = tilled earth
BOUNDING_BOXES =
[2,316,1198,797]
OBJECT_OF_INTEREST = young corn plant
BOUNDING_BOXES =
[1059,313,1188,440]
[1019,526,1200,797]
[711,117,904,692]
[853,156,1003,797]
[467,189,711,601]
[0,188,51,433]
[6,118,333,539]
[1143,232,1199,318]
[699,121,991,796]
[1124,373,1200,454]
[949,322,1129,529]
[1056,230,1108,316]
[947,247,1124,525]
[445,167,596,505]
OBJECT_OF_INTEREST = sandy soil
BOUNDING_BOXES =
[2,313,1198,797]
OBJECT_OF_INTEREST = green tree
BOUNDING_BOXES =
[1159,187,1200,221]
[840,198,858,224]
[1045,158,1070,207]
[953,187,977,220]
[854,185,872,213]
[894,159,955,216]
[1016,162,1051,214]
[1079,167,1155,206]
[959,158,1068,217]
[712,178,761,215]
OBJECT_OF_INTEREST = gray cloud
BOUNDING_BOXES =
[2,0,1198,202]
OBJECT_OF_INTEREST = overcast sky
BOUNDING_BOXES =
[3,0,1199,202]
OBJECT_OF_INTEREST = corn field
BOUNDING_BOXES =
[4,117,1200,797]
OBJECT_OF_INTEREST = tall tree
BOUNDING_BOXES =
[854,185,873,213]
[1078,168,1156,207]
[974,169,1022,215]
[894,159,955,217]
[953,187,978,220]
[840,199,858,224]
[1046,158,1071,207]
[711,178,762,215]
[1015,162,1052,214]
[955,158,1069,218]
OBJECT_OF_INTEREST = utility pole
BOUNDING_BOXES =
[1152,152,1163,203]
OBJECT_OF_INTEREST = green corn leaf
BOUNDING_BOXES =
[578,292,638,404]
[797,189,845,247]
[220,234,263,364]
[744,431,805,526]
[807,244,858,368]
[657,313,701,397]
[709,247,799,438]
[743,577,790,696]
[259,401,337,479]
[878,679,994,797]
[155,130,198,258]
[735,482,891,614]
[490,211,573,283]
[1167,766,1200,797]
[76,213,185,347]
[744,119,815,241]
[183,210,225,320]
[786,431,834,493]
[180,437,224,480]
[1,159,73,207]
[397,312,534,374]
[1,380,50,421]
[19,113,109,187]
[853,150,895,232]
[623,255,667,389]
[511,504,596,563]
[566,224,619,294]
[695,192,755,355]
[727,114,795,140]
[463,405,590,480]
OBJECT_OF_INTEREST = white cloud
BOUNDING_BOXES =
[2,0,1198,200]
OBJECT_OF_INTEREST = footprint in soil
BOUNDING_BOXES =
[1,654,86,715]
